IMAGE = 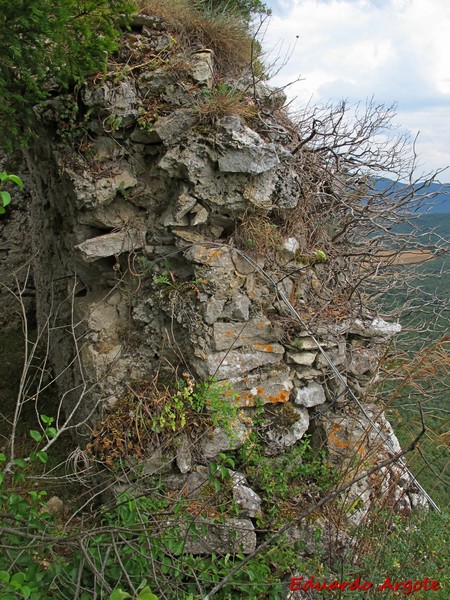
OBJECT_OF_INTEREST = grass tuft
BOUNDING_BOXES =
[139,0,254,76]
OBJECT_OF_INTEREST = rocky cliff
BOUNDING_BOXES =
[5,8,428,571]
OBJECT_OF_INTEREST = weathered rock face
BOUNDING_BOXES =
[12,12,425,556]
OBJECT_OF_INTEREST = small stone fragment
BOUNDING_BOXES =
[294,382,326,407]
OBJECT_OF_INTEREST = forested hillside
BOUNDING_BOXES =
[381,213,449,508]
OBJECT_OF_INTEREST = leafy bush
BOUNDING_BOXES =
[340,509,449,599]
[0,0,135,152]
[85,374,240,469]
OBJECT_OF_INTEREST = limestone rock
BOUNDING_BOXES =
[254,81,287,111]
[185,245,235,269]
[204,297,226,325]
[175,434,192,474]
[224,293,251,321]
[153,109,196,144]
[231,472,262,518]
[264,404,310,454]
[201,424,248,459]
[282,237,300,256]
[212,318,276,351]
[75,229,145,262]
[294,382,326,408]
[217,115,280,174]
[287,351,317,366]
[350,317,402,339]
[79,198,142,229]
[218,143,280,174]
[190,50,214,88]
[178,517,256,555]
[198,344,284,379]
[231,367,293,407]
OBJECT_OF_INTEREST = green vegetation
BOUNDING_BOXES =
[342,508,449,599]
[198,0,270,19]
[378,213,449,509]
[2,436,448,598]
[0,0,135,152]
[84,374,240,469]
[0,171,23,214]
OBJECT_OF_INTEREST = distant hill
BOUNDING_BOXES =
[373,178,450,214]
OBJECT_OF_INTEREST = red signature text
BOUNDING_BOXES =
[290,575,441,595]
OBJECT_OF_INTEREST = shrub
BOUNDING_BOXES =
[0,0,135,152]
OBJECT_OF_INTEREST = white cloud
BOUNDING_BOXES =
[262,0,450,176]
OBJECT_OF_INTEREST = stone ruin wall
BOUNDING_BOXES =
[2,13,427,554]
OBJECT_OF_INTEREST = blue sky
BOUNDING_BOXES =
[261,0,450,178]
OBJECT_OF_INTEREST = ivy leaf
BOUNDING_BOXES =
[45,427,58,439]
[40,414,54,425]
[109,590,131,600]
[30,430,43,442]
[0,191,11,207]
[37,451,48,464]
[137,587,158,600]
[7,174,24,188]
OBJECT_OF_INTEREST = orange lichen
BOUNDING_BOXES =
[268,389,290,403]
[328,424,350,449]
[328,424,366,456]
[254,343,274,352]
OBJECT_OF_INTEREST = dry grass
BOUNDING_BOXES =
[195,84,257,123]
[235,210,284,255]
[139,0,254,76]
